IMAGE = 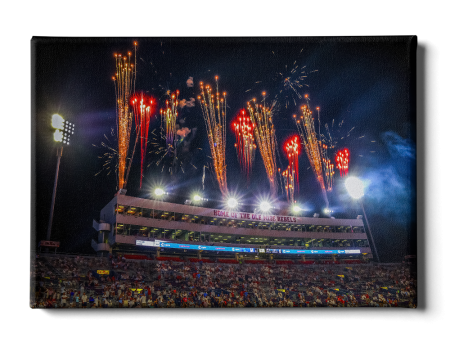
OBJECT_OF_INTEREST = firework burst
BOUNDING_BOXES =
[293,96,333,206]
[282,136,300,202]
[160,90,179,149]
[112,42,137,190]
[232,109,256,181]
[129,93,155,188]
[93,128,119,188]
[198,76,228,197]
[247,93,278,196]
[335,148,350,177]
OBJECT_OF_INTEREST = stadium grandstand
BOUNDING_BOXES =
[91,191,372,265]
[30,251,417,308]
[31,190,417,308]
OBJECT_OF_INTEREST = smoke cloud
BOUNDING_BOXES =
[177,127,191,139]
[382,131,416,160]
[179,98,195,109]
[362,131,415,222]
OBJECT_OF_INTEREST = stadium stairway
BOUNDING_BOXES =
[41,256,64,280]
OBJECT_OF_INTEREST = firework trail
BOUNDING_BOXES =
[160,90,179,149]
[293,96,333,206]
[198,76,228,197]
[282,136,300,202]
[247,93,278,196]
[112,42,137,190]
[282,168,295,203]
[232,109,256,182]
[129,93,155,188]
[335,148,350,177]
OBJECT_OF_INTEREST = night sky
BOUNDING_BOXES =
[32,37,416,261]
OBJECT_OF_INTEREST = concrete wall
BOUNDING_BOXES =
[116,195,364,227]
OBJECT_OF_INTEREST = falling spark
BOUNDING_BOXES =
[282,136,301,202]
[93,128,118,177]
[335,148,350,177]
[198,76,228,197]
[293,97,333,206]
[129,93,155,188]
[247,92,278,196]
[112,42,137,190]
[160,90,179,149]
[232,109,256,182]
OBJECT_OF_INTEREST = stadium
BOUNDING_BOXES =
[31,37,417,309]
[31,188,416,309]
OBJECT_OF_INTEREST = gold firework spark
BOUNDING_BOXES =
[112,42,137,190]
[198,76,228,197]
[282,168,295,203]
[293,96,334,206]
[160,90,179,149]
[247,93,278,196]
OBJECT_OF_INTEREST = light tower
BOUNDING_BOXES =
[46,114,75,241]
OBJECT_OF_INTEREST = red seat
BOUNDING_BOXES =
[123,254,149,260]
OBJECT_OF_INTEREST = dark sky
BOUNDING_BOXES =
[32,37,416,261]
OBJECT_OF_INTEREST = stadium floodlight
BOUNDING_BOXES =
[47,114,75,244]
[154,188,165,196]
[345,177,364,200]
[53,129,63,142]
[345,176,380,263]
[260,201,271,212]
[193,194,202,202]
[324,208,333,214]
[227,198,238,209]
[51,114,65,129]
[292,205,301,213]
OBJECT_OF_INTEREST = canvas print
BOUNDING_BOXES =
[31,36,417,308]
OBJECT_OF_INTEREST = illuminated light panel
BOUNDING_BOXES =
[51,114,65,130]
[154,188,165,196]
[227,198,238,209]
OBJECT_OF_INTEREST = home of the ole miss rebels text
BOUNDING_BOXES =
[213,210,297,223]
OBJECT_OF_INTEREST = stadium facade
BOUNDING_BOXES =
[92,192,373,262]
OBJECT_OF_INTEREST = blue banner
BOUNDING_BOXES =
[137,240,360,255]
[159,242,257,253]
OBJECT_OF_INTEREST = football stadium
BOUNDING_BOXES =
[31,37,417,308]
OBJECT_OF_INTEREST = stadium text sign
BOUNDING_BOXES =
[213,210,297,223]
[38,240,60,248]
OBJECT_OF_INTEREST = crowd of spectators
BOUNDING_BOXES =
[31,253,417,308]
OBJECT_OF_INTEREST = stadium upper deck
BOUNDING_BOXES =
[92,193,372,260]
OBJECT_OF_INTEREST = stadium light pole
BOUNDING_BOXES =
[47,114,75,241]
[345,177,380,263]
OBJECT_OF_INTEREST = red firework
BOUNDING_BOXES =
[232,109,256,180]
[283,136,301,201]
[130,93,155,188]
[335,148,350,177]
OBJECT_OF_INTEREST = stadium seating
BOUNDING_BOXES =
[341,259,363,264]
[299,260,315,265]
[156,256,183,262]
[31,253,416,309]
[244,260,267,265]
[123,254,151,260]
[275,260,294,265]
[218,258,239,264]
[188,258,213,263]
